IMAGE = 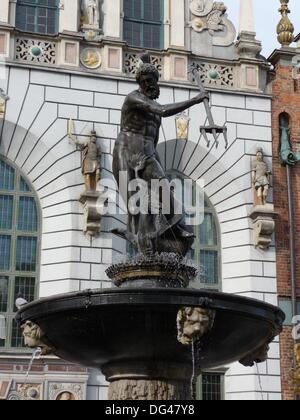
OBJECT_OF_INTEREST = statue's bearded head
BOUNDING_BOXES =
[136,64,160,100]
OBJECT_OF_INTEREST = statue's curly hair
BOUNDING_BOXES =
[136,63,159,85]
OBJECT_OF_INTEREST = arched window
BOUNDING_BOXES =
[123,0,164,49]
[167,171,221,290]
[16,0,59,35]
[0,158,40,349]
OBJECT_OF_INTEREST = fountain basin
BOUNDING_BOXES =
[16,288,284,383]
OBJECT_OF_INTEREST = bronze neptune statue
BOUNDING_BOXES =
[113,55,208,255]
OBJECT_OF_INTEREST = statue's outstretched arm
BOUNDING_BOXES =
[131,92,208,118]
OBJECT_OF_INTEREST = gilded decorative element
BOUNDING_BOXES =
[175,113,190,140]
[80,48,102,69]
[277,0,294,46]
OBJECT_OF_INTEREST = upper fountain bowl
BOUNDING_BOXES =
[16,288,284,383]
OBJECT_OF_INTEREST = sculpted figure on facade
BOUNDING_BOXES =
[177,306,216,345]
[0,89,9,119]
[81,0,100,29]
[252,147,271,206]
[112,54,208,254]
[21,321,55,355]
[73,131,101,193]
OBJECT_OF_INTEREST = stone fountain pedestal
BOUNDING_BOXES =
[17,254,284,401]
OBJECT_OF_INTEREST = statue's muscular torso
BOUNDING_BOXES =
[117,91,161,157]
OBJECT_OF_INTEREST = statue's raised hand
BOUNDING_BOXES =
[194,91,210,104]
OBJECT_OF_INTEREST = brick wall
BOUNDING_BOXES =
[272,58,300,400]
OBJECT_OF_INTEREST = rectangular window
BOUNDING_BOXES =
[0,161,15,191]
[11,318,24,348]
[18,197,38,232]
[197,373,224,401]
[0,277,9,312]
[16,0,59,35]
[16,236,37,272]
[13,277,36,311]
[0,195,13,230]
[0,235,11,271]
[123,0,163,49]
[200,250,218,285]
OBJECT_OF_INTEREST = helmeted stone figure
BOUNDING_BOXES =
[81,131,101,192]
[252,147,271,205]
[112,55,208,254]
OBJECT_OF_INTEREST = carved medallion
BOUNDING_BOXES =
[80,48,102,69]
[190,0,213,17]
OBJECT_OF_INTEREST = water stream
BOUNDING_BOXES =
[24,347,42,386]
[191,340,196,400]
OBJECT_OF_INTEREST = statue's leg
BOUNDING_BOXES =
[257,187,263,205]
[263,185,269,205]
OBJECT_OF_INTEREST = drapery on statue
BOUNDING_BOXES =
[112,54,209,255]
[87,0,100,27]
[252,147,271,206]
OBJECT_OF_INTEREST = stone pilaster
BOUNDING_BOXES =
[103,0,121,39]
[59,0,80,33]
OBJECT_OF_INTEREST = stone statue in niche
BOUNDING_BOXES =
[249,147,276,251]
[252,147,271,206]
[81,0,100,27]
[87,0,100,27]
[70,129,102,237]
[0,89,9,119]
[79,131,101,193]
[80,0,102,41]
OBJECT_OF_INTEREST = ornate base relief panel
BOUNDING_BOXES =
[2,377,87,400]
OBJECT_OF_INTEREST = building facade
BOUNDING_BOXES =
[0,0,283,400]
[270,37,300,400]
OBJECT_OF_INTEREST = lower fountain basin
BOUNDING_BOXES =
[17,288,284,381]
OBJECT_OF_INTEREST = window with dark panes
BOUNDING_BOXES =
[16,0,59,35]
[123,0,163,49]
[198,373,225,401]
[0,158,40,350]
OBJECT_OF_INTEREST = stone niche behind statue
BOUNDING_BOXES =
[249,147,276,250]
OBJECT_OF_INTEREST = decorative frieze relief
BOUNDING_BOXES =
[49,382,85,400]
[190,61,235,89]
[15,38,57,65]
[189,0,236,47]
[124,51,163,79]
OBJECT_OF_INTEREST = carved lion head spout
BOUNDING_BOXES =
[177,306,216,346]
[21,321,55,356]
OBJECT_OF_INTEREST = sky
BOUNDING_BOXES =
[225,0,300,57]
